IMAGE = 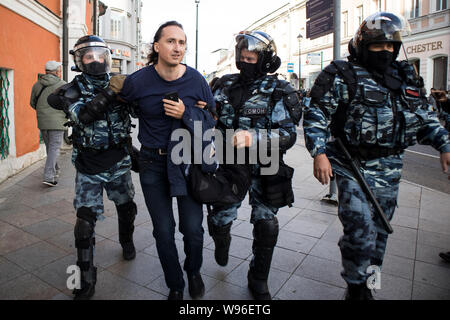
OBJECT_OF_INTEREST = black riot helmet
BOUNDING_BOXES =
[70,35,112,75]
[351,12,410,63]
[235,31,281,74]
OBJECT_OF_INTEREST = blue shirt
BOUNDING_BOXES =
[120,64,215,149]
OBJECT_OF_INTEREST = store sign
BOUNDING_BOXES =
[306,53,322,65]
[406,41,443,54]
[287,63,295,73]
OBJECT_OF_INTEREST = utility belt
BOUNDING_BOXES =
[74,142,128,175]
[75,142,126,154]
[345,144,403,161]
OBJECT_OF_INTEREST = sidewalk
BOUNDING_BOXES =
[0,136,449,300]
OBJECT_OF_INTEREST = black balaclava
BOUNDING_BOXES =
[237,61,263,83]
[84,61,107,76]
[364,49,394,74]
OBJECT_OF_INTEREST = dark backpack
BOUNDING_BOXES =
[310,60,426,137]
[188,163,252,206]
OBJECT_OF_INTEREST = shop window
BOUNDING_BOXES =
[409,58,420,76]
[433,56,448,90]
[112,58,121,74]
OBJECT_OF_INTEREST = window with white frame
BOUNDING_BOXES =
[434,0,448,12]
[408,0,420,18]
[356,5,364,27]
[110,10,124,40]
[343,11,349,37]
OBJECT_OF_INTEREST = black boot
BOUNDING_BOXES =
[248,217,279,300]
[345,283,374,300]
[116,201,137,260]
[73,266,97,300]
[73,207,97,300]
[207,217,232,266]
[439,251,450,262]
[187,272,205,299]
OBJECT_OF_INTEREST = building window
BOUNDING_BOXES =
[0,69,11,160]
[343,11,349,37]
[357,5,364,26]
[435,0,448,11]
[409,0,420,19]
[433,56,448,90]
[110,10,124,40]
[374,0,382,11]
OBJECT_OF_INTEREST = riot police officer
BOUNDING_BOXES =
[48,35,137,300]
[303,12,450,300]
[208,31,301,300]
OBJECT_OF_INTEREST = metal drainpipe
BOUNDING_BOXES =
[62,0,68,82]
[93,0,98,35]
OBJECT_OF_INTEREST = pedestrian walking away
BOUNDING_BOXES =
[30,61,67,186]
[47,35,138,300]
[303,12,450,300]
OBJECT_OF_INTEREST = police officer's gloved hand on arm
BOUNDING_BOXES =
[313,153,333,185]
[195,100,218,120]
[440,152,450,180]
[78,86,117,124]
[109,74,127,95]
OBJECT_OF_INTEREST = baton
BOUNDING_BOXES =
[335,137,394,234]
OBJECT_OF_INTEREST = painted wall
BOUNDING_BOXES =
[37,0,61,16]
[0,5,60,156]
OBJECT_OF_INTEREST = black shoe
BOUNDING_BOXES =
[439,251,450,262]
[187,273,205,299]
[121,241,136,260]
[168,290,184,300]
[344,283,374,300]
[247,270,271,300]
[42,180,58,187]
[73,282,95,300]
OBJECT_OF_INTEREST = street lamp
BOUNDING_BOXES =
[297,33,303,89]
[195,0,200,69]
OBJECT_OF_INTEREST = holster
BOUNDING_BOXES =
[260,162,294,208]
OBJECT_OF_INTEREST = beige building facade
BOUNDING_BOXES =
[214,0,449,91]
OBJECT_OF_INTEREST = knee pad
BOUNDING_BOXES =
[74,207,96,249]
[116,201,137,222]
[253,217,279,247]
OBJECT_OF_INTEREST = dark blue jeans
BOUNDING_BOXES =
[139,148,204,291]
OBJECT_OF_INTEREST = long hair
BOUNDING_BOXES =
[147,21,185,66]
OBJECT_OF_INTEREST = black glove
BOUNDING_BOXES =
[78,87,116,124]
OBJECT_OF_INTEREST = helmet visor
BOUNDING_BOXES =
[235,32,277,63]
[74,47,112,75]
[360,12,411,44]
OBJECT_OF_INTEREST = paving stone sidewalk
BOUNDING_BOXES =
[0,134,449,300]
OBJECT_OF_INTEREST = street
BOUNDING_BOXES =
[297,127,450,194]
[403,144,450,195]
